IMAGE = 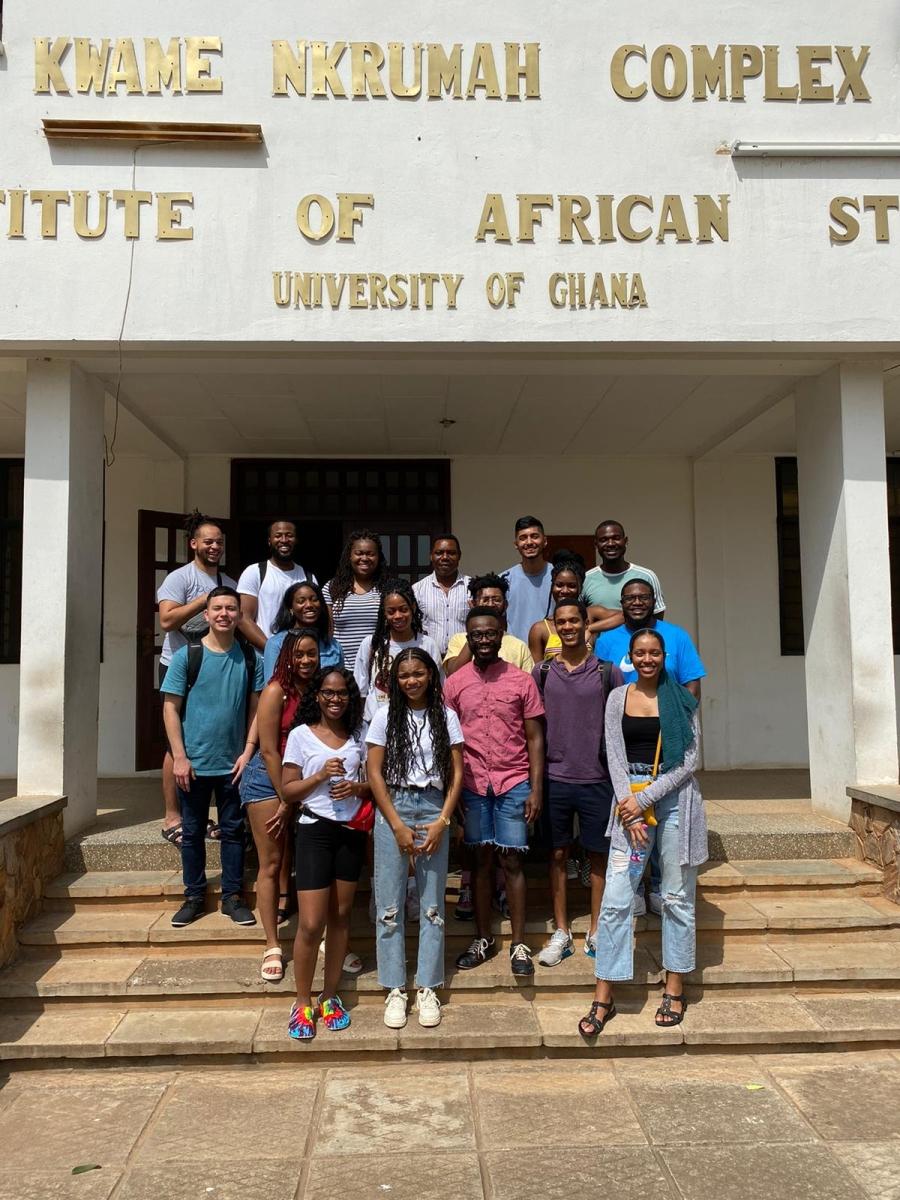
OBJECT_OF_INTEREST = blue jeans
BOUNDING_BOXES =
[178,775,244,900]
[374,786,449,990]
[594,790,697,981]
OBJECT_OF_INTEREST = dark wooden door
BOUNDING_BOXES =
[544,534,597,569]
[135,510,231,771]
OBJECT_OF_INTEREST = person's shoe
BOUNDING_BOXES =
[633,891,647,917]
[416,987,442,1028]
[288,1002,316,1040]
[537,928,574,967]
[584,930,597,959]
[317,994,351,1030]
[455,884,474,921]
[509,941,535,977]
[383,987,409,1029]
[456,936,497,970]
[648,891,663,916]
[171,897,205,928]
[221,894,257,926]
[406,876,420,923]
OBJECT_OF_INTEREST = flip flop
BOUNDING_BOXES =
[161,824,183,848]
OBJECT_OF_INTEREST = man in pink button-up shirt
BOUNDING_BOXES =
[444,608,544,977]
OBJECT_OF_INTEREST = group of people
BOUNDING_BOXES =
[156,512,707,1041]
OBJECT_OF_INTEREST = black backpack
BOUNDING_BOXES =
[538,656,613,762]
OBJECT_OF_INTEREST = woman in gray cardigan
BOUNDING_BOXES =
[579,628,706,1038]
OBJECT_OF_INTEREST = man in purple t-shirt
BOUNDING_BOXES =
[532,599,624,967]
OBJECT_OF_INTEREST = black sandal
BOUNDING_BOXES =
[578,999,617,1039]
[161,824,183,849]
[277,892,297,925]
[655,992,687,1027]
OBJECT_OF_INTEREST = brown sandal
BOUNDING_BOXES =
[578,999,617,1039]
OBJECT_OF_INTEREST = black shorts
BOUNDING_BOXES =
[294,813,367,891]
[546,779,613,854]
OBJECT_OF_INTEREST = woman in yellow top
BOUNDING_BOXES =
[528,552,587,663]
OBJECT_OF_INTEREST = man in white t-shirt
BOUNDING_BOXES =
[157,515,238,840]
[237,519,317,650]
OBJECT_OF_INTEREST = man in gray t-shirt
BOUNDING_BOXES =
[156,518,237,839]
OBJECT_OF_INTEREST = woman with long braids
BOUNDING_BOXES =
[240,631,319,981]
[263,580,344,682]
[353,578,442,727]
[527,551,587,663]
[323,530,387,668]
[276,667,370,1040]
[366,648,464,1029]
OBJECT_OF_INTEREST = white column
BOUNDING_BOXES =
[796,362,898,820]
[17,362,105,836]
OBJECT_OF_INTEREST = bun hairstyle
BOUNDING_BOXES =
[184,509,221,540]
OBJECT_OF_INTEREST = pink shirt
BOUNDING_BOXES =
[443,660,544,796]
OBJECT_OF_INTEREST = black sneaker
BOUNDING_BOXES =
[221,894,257,926]
[455,936,497,970]
[171,897,205,928]
[509,942,535,977]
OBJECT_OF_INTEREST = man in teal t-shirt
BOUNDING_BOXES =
[583,520,666,637]
[162,586,265,929]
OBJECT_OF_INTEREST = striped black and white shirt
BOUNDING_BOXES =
[322,582,382,668]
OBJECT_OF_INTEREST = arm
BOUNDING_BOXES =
[417,743,464,856]
[238,593,267,651]
[527,620,546,664]
[258,683,288,800]
[587,604,625,635]
[281,757,344,807]
[158,595,209,633]
[162,694,193,791]
[685,679,701,700]
[523,716,544,823]
[443,636,472,676]
[231,691,260,783]
[366,744,417,855]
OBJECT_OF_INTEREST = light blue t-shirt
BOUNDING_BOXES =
[163,642,265,776]
[594,619,706,686]
[263,630,344,682]
[501,563,552,643]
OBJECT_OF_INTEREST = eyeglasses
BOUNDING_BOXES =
[468,630,500,641]
[319,689,349,700]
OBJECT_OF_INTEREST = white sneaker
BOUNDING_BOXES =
[415,987,442,1027]
[649,892,663,916]
[633,891,647,917]
[383,987,408,1028]
[537,927,575,967]
[406,877,420,923]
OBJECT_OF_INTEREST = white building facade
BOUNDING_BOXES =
[1,1,899,832]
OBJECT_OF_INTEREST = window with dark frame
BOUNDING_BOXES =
[0,459,23,664]
[775,456,900,657]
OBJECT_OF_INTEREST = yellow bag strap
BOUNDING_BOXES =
[650,733,662,779]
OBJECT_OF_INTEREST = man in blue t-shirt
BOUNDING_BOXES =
[162,586,265,929]
[501,515,553,643]
[594,578,705,697]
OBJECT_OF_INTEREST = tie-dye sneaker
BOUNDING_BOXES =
[288,1002,316,1040]
[318,994,351,1031]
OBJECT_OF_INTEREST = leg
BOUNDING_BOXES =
[293,887,330,1008]
[246,797,285,950]
[178,776,212,899]
[492,780,531,946]
[472,843,495,939]
[412,790,450,990]
[212,779,245,901]
[277,834,295,921]
[588,852,607,938]
[546,779,575,933]
[162,751,180,830]
[548,846,570,932]
[373,799,411,990]
[655,795,697,1021]
[322,878,359,999]
[594,824,657,988]
[500,849,527,946]
[577,781,614,943]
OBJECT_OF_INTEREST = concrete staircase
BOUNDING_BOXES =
[3,837,900,1063]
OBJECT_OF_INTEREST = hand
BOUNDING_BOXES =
[230,749,254,785]
[173,755,194,792]
[265,801,291,838]
[617,796,643,826]
[393,824,417,856]
[415,819,446,856]
[318,757,346,783]
[524,791,542,824]
[625,818,650,849]
[329,778,355,801]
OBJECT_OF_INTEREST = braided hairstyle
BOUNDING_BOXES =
[293,666,364,739]
[546,550,586,616]
[184,509,221,540]
[273,579,330,640]
[271,630,320,699]
[369,577,424,692]
[382,648,453,791]
[327,529,387,611]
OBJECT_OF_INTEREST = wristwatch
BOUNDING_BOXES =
[440,815,451,827]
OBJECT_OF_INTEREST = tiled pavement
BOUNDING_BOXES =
[1,1051,899,1198]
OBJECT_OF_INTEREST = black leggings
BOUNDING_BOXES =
[294,813,367,891]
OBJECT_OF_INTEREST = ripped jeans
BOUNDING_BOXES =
[594,789,697,982]
[374,785,449,990]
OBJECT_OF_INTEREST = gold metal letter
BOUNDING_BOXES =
[185,36,223,93]
[273,40,306,96]
[351,43,386,98]
[388,42,422,98]
[145,38,183,94]
[835,46,871,101]
[106,38,143,95]
[729,45,763,100]
[6,190,26,238]
[427,44,463,98]
[296,195,335,241]
[34,37,70,94]
[273,272,291,307]
[610,45,647,99]
[311,41,347,97]
[559,195,593,244]
[516,194,553,242]
[616,195,653,242]
[798,46,833,101]
[863,196,899,242]
[505,42,540,99]
[549,273,567,308]
[466,43,501,99]
[30,190,70,238]
[336,194,374,241]
[475,194,512,242]
[113,190,153,238]
[157,193,194,241]
[72,190,109,238]
[656,195,692,241]
[829,197,860,244]
[691,45,727,100]
[74,38,110,94]
[650,45,688,99]
[696,195,730,243]
[763,46,799,100]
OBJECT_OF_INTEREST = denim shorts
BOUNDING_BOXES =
[239,751,277,805]
[461,780,531,851]
[546,779,613,853]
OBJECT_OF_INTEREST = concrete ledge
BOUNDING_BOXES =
[847,784,900,816]
[0,795,67,837]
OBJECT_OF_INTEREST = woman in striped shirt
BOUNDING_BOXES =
[323,530,387,667]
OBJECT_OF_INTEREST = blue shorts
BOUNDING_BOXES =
[462,780,531,851]
[239,752,277,805]
[546,779,613,854]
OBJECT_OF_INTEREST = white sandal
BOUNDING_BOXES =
[261,946,284,983]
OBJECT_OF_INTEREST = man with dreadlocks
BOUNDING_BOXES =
[367,648,464,1029]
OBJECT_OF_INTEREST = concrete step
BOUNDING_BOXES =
[3,989,900,1062]
[17,894,900,952]
[5,939,900,1003]
[43,858,883,906]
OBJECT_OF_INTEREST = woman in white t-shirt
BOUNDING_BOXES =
[366,648,464,1030]
[354,578,442,727]
[279,668,370,1041]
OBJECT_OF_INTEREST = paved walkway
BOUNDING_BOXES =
[0,1050,898,1198]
